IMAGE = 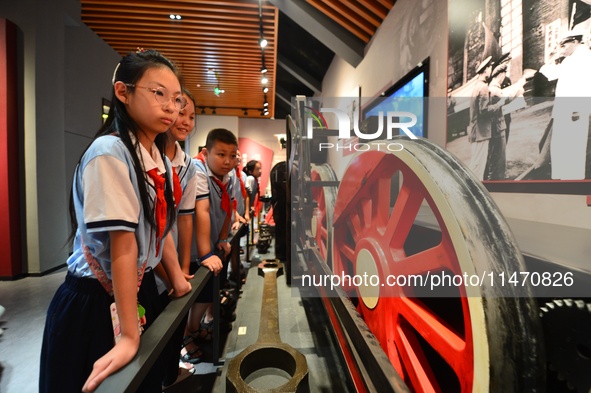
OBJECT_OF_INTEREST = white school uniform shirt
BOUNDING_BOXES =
[169,142,198,240]
[245,174,258,208]
[193,158,234,251]
[67,133,173,278]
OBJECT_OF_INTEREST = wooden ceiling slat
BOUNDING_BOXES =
[81,6,275,18]
[97,38,267,50]
[109,51,268,63]
[306,0,371,42]
[193,91,273,98]
[82,9,276,24]
[154,0,264,7]
[192,89,270,96]
[93,27,273,41]
[86,25,262,38]
[103,38,269,52]
[188,84,272,89]
[190,91,271,97]
[195,103,271,110]
[175,67,265,75]
[182,74,272,82]
[338,0,382,27]
[376,0,395,9]
[313,1,376,36]
[83,16,262,29]
[192,93,272,100]
[82,1,274,14]
[357,0,389,20]
[193,88,273,94]
[196,105,269,110]
[166,54,267,63]
[175,65,270,72]
[191,82,272,89]
[97,33,275,47]
[198,93,275,102]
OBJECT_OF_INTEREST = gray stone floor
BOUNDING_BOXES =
[0,268,65,393]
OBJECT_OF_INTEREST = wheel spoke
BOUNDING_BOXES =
[385,179,425,249]
[396,322,441,393]
[347,212,362,240]
[374,177,392,230]
[398,297,467,372]
[360,197,373,230]
[341,242,356,263]
[394,244,456,276]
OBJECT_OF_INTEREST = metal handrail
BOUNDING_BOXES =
[95,223,246,393]
[95,266,211,393]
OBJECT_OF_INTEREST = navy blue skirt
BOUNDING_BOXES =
[40,270,165,393]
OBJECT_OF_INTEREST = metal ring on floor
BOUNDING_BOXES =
[226,341,308,392]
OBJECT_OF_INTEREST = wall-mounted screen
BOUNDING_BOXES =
[363,58,429,138]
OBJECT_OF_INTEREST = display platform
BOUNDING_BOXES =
[162,240,353,393]
[213,245,354,392]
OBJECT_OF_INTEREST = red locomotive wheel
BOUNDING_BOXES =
[331,138,545,392]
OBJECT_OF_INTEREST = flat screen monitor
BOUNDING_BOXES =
[363,58,429,138]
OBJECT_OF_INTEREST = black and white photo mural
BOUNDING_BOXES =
[447,0,591,194]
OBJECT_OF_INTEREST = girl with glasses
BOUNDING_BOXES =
[40,49,192,393]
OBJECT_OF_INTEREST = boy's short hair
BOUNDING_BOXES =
[205,128,238,149]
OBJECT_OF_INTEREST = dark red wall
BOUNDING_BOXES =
[0,18,23,278]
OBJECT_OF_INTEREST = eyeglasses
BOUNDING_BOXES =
[125,84,187,110]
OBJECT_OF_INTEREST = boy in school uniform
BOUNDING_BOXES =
[182,128,236,361]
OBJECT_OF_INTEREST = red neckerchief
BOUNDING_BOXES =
[237,168,247,199]
[146,168,166,255]
[196,153,231,217]
[172,169,182,209]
